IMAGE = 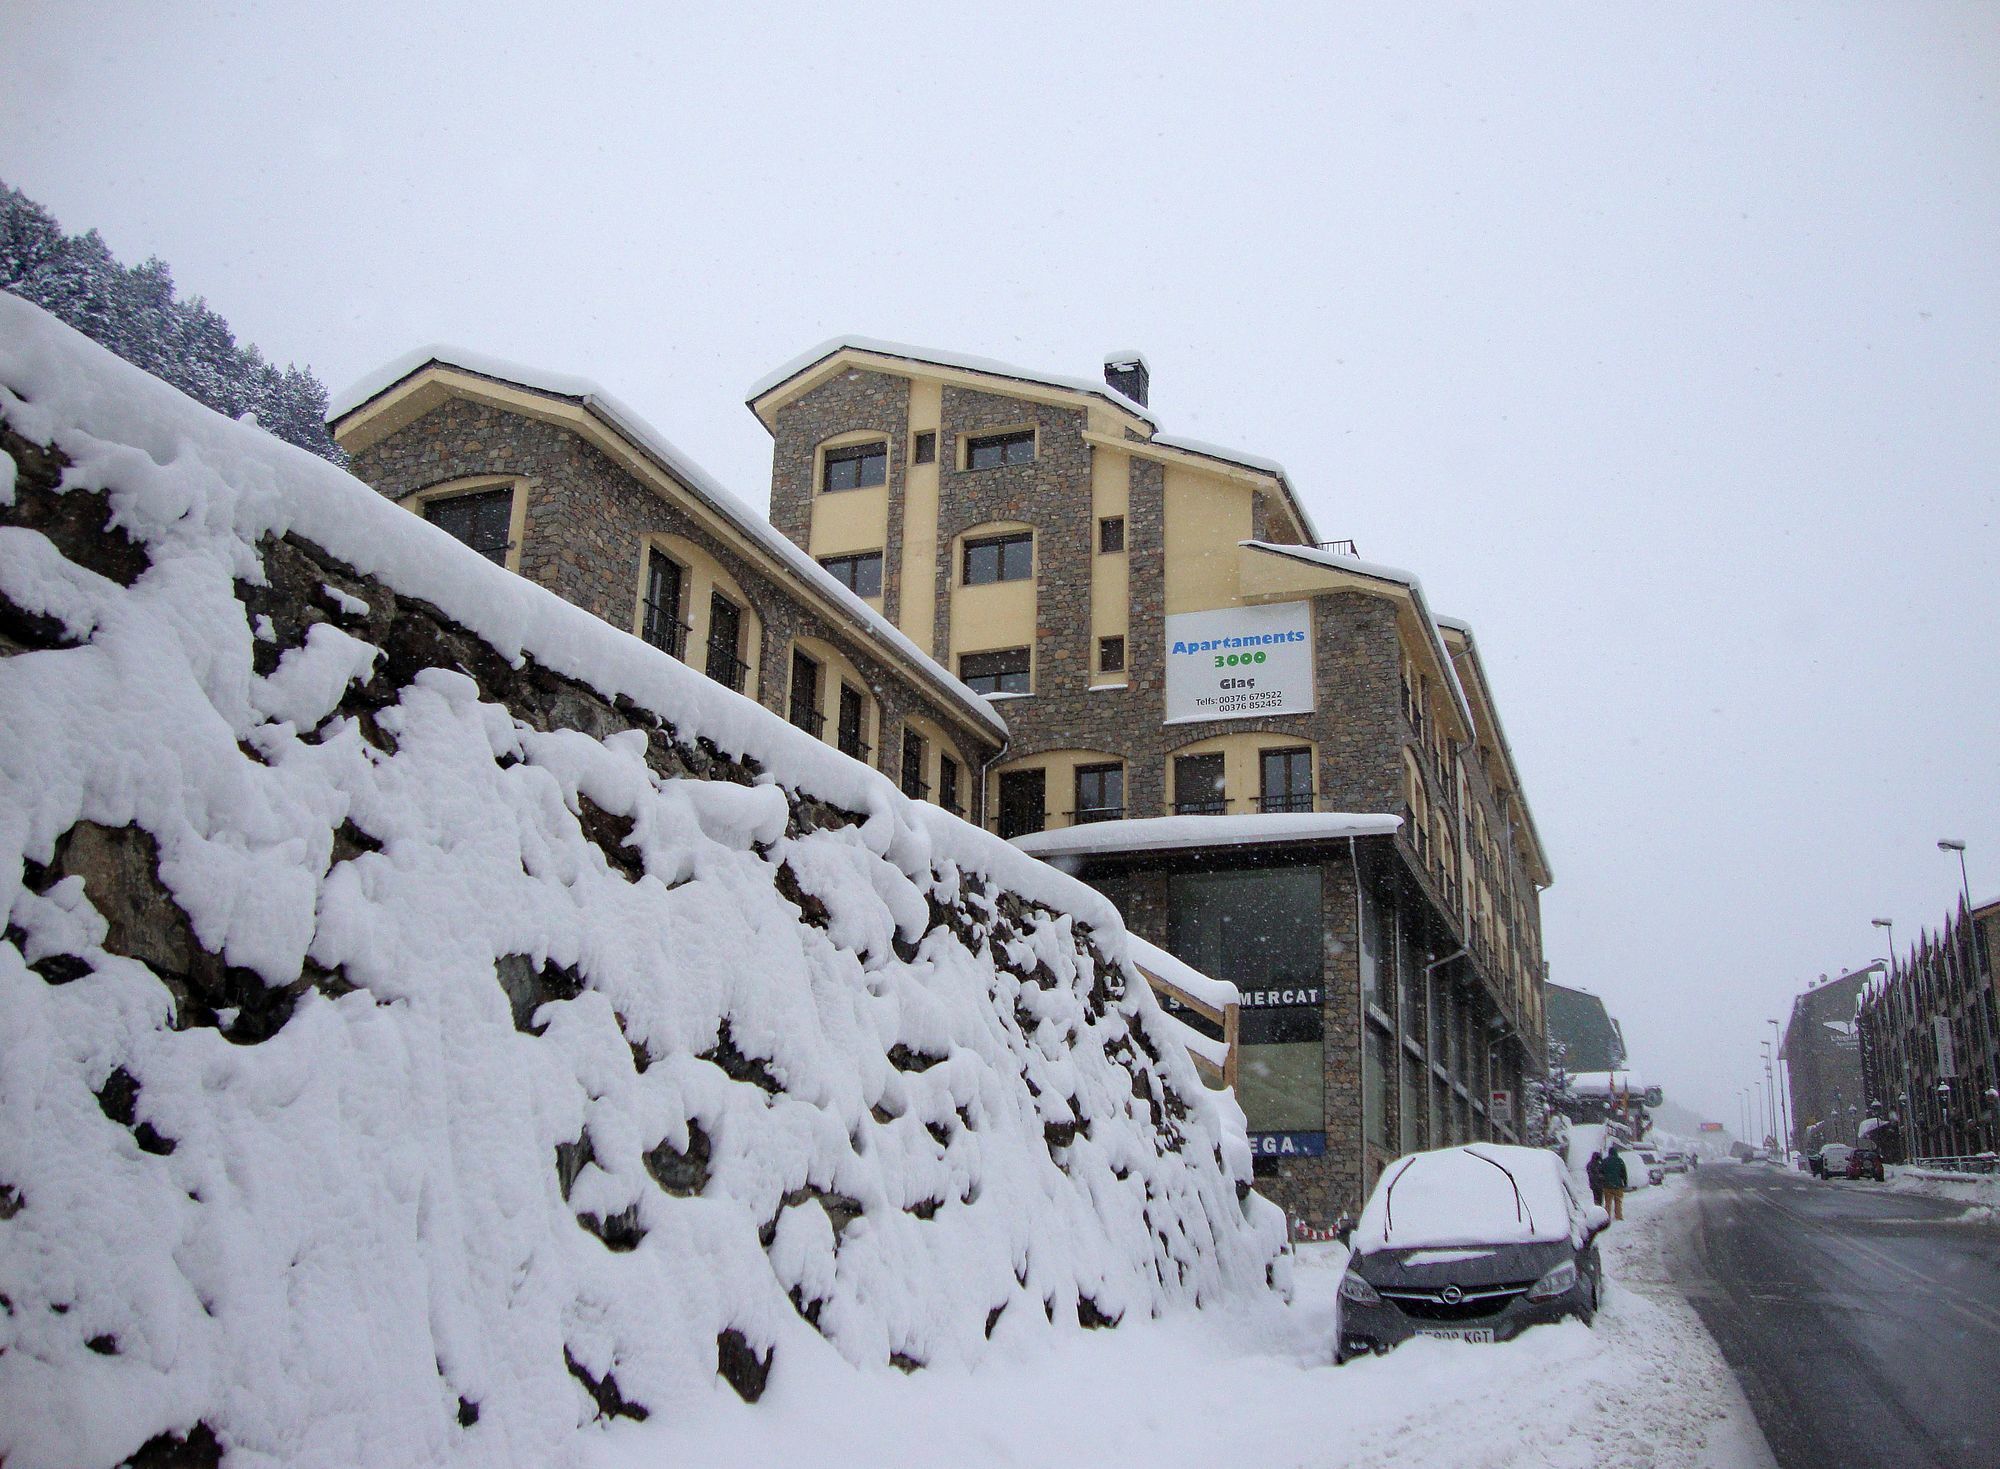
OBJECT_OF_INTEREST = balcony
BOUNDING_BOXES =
[707,648,752,695]
[1070,805,1125,826]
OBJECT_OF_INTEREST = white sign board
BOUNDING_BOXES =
[1488,1089,1513,1124]
[1934,1016,1958,1078]
[1164,602,1315,724]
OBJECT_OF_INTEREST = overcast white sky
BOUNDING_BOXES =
[5,2,1996,1129]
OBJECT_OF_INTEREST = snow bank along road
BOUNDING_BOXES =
[1669,1161,2000,1469]
[595,1179,1773,1469]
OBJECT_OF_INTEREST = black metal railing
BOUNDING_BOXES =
[839,737,871,763]
[1315,538,1359,557]
[642,613,691,660]
[1070,806,1125,825]
[707,648,751,695]
[1173,797,1228,816]
[1255,791,1317,814]
[790,704,825,737]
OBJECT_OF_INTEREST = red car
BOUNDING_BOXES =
[1845,1146,1885,1181]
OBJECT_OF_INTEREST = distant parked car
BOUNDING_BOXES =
[1636,1150,1667,1186]
[1846,1145,1884,1182]
[1335,1144,1609,1364]
[1817,1144,1853,1179]
[1660,1151,1691,1174]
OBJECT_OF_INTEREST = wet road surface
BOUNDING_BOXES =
[1668,1162,2000,1469]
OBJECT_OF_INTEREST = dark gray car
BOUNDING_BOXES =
[1335,1144,1609,1363]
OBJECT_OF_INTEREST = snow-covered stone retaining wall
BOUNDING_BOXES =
[0,298,1285,1469]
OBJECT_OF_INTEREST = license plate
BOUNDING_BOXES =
[1415,1327,1495,1343]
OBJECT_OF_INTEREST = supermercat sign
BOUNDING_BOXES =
[1164,601,1315,724]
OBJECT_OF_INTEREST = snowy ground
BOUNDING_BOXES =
[1881,1164,2000,1221]
[592,1178,1774,1469]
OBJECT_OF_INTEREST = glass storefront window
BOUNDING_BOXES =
[1364,1023,1394,1148]
[1400,1049,1424,1154]
[1169,866,1323,1139]
[1359,885,1396,1022]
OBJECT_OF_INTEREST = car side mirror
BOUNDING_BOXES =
[1334,1215,1356,1247]
[1583,1204,1610,1237]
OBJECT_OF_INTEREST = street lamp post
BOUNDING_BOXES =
[1870,917,1912,1154]
[1939,839,1985,1154]
[1761,1039,1777,1153]
[1768,1018,1793,1159]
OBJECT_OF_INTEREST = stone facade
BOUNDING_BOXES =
[757,350,1549,1224]
[347,396,999,801]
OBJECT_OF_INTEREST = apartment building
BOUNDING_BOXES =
[750,339,1553,1222]
[1781,968,1871,1153]
[1856,898,1999,1159]
[328,349,1005,798]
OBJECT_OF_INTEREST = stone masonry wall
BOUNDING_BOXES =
[349,398,996,796]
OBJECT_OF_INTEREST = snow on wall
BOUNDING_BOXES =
[0,298,1286,1469]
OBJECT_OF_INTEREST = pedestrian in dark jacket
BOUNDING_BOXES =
[1585,1151,1606,1206]
[1601,1145,1629,1221]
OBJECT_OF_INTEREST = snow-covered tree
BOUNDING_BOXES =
[0,182,345,465]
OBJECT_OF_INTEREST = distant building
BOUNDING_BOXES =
[1780,969,1871,1153]
[1545,983,1626,1074]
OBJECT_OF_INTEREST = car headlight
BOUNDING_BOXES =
[1527,1260,1577,1301]
[1339,1271,1382,1307]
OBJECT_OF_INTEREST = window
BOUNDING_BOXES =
[822,441,887,492]
[705,593,748,693]
[1097,635,1125,674]
[819,551,883,598]
[1359,885,1395,1020]
[1098,515,1125,553]
[1167,866,1324,1142]
[939,756,961,815]
[789,649,822,735]
[1259,747,1314,814]
[962,532,1033,585]
[913,430,936,465]
[1173,752,1225,815]
[901,729,927,799]
[997,768,1045,839]
[424,488,513,564]
[1365,1025,1394,1149]
[966,429,1034,470]
[959,646,1030,696]
[641,547,687,658]
[837,683,867,761]
[1073,763,1123,825]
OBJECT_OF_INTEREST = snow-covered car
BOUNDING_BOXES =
[1635,1150,1667,1186]
[1660,1151,1691,1174]
[1335,1144,1610,1363]
[1816,1144,1853,1179]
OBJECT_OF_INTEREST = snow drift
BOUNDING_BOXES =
[0,296,1285,1469]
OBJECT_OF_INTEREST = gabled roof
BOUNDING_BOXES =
[1238,539,1475,729]
[328,346,1008,743]
[746,335,1159,428]
[747,337,1320,544]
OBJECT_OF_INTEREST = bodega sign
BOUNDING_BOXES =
[1164,602,1315,724]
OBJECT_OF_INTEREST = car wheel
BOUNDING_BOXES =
[1575,1268,1599,1326]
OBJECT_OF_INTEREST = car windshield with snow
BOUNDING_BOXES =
[1336,1144,1610,1362]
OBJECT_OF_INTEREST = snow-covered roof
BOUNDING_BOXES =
[746,335,1158,426]
[1012,812,1402,861]
[329,345,1007,743]
[1239,539,1475,730]
[1568,1070,1650,1097]
[1426,613,1552,884]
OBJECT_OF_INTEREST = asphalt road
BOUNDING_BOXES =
[1667,1162,2000,1469]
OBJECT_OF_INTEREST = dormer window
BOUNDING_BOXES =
[822,441,887,492]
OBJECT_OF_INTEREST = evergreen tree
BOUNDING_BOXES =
[0,182,346,465]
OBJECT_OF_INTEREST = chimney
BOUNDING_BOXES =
[1103,351,1149,408]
